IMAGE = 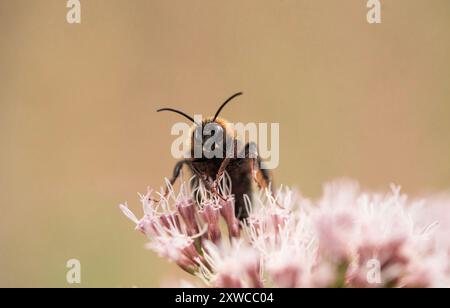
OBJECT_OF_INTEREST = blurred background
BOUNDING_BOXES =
[0,0,449,287]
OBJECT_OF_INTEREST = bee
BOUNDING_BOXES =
[157,92,272,220]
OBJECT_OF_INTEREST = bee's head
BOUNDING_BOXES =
[190,117,233,159]
[157,92,242,159]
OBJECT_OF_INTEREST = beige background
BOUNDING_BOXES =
[0,0,449,287]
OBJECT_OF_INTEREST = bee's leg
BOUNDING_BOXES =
[189,159,217,193]
[242,142,273,192]
[190,165,211,189]
[169,160,190,186]
[242,143,285,209]
[210,158,231,199]
[151,159,190,202]
[168,159,217,194]
[217,158,232,179]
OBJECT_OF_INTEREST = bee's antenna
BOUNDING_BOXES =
[157,108,195,123]
[213,92,243,121]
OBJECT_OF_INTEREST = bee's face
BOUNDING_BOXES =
[157,92,243,159]
[192,120,228,158]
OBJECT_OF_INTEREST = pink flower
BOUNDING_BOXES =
[147,234,199,269]
[199,199,222,243]
[219,197,240,238]
[120,176,450,288]
[197,240,262,288]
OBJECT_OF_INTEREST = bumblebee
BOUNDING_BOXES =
[157,92,272,219]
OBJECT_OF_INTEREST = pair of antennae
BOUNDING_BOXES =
[157,92,243,123]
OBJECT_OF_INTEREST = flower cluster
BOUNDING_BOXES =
[120,177,450,288]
